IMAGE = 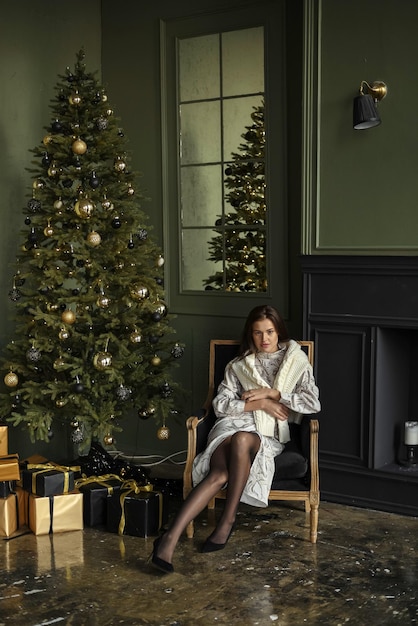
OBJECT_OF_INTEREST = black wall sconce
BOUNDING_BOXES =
[353,80,388,130]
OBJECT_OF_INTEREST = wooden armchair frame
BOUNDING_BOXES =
[183,339,320,543]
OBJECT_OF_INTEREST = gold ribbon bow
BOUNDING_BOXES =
[117,480,161,535]
[75,473,123,495]
[26,463,76,494]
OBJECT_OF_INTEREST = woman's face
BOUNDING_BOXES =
[252,318,279,353]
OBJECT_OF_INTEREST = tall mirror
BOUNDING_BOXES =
[178,26,266,292]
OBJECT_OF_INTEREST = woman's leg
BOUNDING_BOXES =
[206,431,261,545]
[154,437,232,564]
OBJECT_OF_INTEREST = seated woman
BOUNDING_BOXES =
[150,304,321,573]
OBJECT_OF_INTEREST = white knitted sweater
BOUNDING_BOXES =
[231,340,310,442]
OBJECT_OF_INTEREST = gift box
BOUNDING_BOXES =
[0,480,15,498]
[0,425,7,455]
[0,454,20,481]
[35,531,84,574]
[22,463,75,497]
[76,474,123,527]
[107,485,162,538]
[0,493,18,537]
[15,486,29,527]
[28,490,83,535]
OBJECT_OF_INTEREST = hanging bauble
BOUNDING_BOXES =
[155,302,167,317]
[24,216,31,225]
[62,178,73,188]
[102,197,113,211]
[28,227,38,243]
[160,382,172,398]
[96,116,108,131]
[116,385,132,401]
[58,327,70,341]
[43,135,53,146]
[74,197,94,219]
[26,347,41,363]
[42,152,51,167]
[138,404,156,420]
[4,371,18,387]
[93,351,112,370]
[130,329,143,344]
[70,418,79,429]
[53,357,65,370]
[137,228,148,241]
[89,171,100,189]
[149,335,159,344]
[156,255,165,268]
[127,183,135,196]
[47,163,59,177]
[69,91,81,106]
[127,237,135,249]
[54,198,63,210]
[151,355,161,367]
[152,311,161,322]
[56,396,67,408]
[8,288,22,302]
[73,377,84,394]
[44,223,54,237]
[111,217,121,229]
[47,303,59,312]
[157,425,170,440]
[171,343,185,359]
[72,138,87,155]
[96,294,110,308]
[103,433,114,446]
[27,198,41,213]
[61,309,76,325]
[130,284,149,301]
[71,427,84,444]
[87,231,101,247]
[114,157,126,172]
[154,277,163,286]
[51,119,62,133]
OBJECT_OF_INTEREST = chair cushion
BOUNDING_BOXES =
[273,447,308,480]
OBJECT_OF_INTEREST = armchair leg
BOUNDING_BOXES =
[186,520,194,538]
[310,504,319,544]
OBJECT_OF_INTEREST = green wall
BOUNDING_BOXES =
[0,0,102,459]
[309,0,418,254]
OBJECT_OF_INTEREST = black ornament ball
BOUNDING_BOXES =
[8,288,22,302]
[151,312,162,322]
[27,198,41,213]
[111,217,121,229]
[24,216,31,225]
[73,382,84,394]
[171,343,185,359]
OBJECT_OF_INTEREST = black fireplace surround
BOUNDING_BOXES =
[301,255,418,517]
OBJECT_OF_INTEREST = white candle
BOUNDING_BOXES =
[405,421,418,445]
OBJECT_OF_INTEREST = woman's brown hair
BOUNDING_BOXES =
[238,305,290,357]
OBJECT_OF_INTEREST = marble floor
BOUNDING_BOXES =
[1,496,417,626]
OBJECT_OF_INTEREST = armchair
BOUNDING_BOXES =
[183,339,320,543]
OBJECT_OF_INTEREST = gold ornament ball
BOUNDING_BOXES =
[157,425,170,440]
[48,164,58,177]
[114,158,126,172]
[151,355,161,367]
[72,138,87,155]
[74,198,94,219]
[103,433,114,446]
[130,330,143,344]
[54,198,63,210]
[156,255,165,268]
[53,357,65,370]
[69,91,81,106]
[4,372,18,387]
[96,294,111,308]
[43,135,53,146]
[32,178,44,190]
[130,283,149,301]
[61,309,76,325]
[56,396,67,408]
[44,225,54,237]
[93,351,112,370]
[58,328,70,340]
[70,418,79,429]
[87,231,101,246]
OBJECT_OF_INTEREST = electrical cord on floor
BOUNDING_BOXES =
[108,449,187,467]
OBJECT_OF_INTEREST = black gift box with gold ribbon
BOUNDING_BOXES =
[106,481,162,538]
[76,474,123,527]
[22,464,75,497]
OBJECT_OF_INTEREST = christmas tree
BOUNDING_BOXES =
[0,50,184,451]
[204,102,266,292]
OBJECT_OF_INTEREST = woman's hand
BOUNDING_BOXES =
[242,388,280,402]
[262,399,289,421]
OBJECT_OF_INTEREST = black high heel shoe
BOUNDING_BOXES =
[149,535,174,573]
[200,526,235,553]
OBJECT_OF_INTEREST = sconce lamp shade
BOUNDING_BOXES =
[353,93,381,129]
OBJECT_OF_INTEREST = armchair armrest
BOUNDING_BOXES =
[183,408,211,499]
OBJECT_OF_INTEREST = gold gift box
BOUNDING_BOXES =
[28,490,84,535]
[15,485,29,528]
[0,493,18,537]
[0,453,20,481]
[0,425,7,455]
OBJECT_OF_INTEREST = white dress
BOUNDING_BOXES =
[192,344,321,508]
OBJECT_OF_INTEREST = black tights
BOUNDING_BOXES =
[155,431,261,564]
